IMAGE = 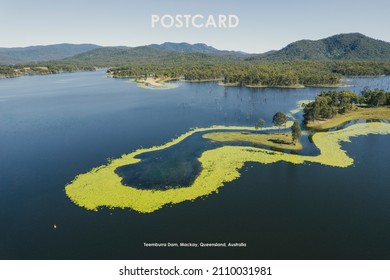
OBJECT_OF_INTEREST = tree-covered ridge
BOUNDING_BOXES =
[61,34,390,69]
[250,33,390,61]
[0,42,247,66]
[303,88,390,122]
[62,46,244,68]
[0,44,101,64]
[148,42,249,57]
[2,33,390,85]
[2,33,390,67]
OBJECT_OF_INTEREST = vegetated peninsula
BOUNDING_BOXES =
[203,131,303,151]
[1,33,390,87]
[303,88,390,129]
[63,86,390,214]
[65,119,390,213]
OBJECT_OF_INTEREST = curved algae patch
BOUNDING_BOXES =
[65,122,390,213]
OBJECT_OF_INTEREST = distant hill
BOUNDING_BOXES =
[3,33,390,66]
[148,42,248,56]
[62,45,242,67]
[0,42,246,66]
[59,34,390,65]
[0,43,101,64]
[250,33,390,61]
[63,46,167,66]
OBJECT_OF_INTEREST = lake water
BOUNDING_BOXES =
[0,70,389,259]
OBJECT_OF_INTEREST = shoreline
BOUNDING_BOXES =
[306,106,390,130]
[219,81,350,89]
[0,69,376,90]
[134,77,349,90]
[118,75,355,90]
[65,122,390,213]
[135,77,179,89]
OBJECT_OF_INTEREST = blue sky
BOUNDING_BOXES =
[1,0,389,53]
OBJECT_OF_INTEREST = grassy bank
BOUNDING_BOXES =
[203,131,303,150]
[306,106,390,130]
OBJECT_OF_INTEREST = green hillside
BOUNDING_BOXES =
[2,34,390,86]
[148,42,248,56]
[62,46,241,67]
[0,43,100,64]
[251,33,390,61]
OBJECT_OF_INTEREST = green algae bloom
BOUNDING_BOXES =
[65,122,390,213]
[290,100,312,115]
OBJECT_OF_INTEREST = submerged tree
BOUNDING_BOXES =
[291,121,302,144]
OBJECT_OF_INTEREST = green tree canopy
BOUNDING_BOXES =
[272,112,288,130]
[291,121,302,144]
[255,118,266,130]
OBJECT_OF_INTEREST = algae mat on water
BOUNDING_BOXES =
[65,122,390,213]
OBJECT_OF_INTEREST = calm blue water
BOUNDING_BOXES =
[0,70,389,259]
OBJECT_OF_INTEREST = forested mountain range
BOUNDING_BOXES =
[61,46,242,67]
[56,33,390,67]
[0,42,247,65]
[2,34,390,87]
[1,33,390,66]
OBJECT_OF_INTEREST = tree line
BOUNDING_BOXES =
[255,112,301,145]
[303,88,390,122]
[108,61,390,88]
[108,61,340,87]
[2,58,390,87]
[0,64,95,78]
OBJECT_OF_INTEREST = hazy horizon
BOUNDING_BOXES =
[1,0,390,53]
[2,32,390,56]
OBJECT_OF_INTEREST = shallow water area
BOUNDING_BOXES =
[1,71,390,259]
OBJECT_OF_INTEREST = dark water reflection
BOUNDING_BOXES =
[0,71,389,259]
